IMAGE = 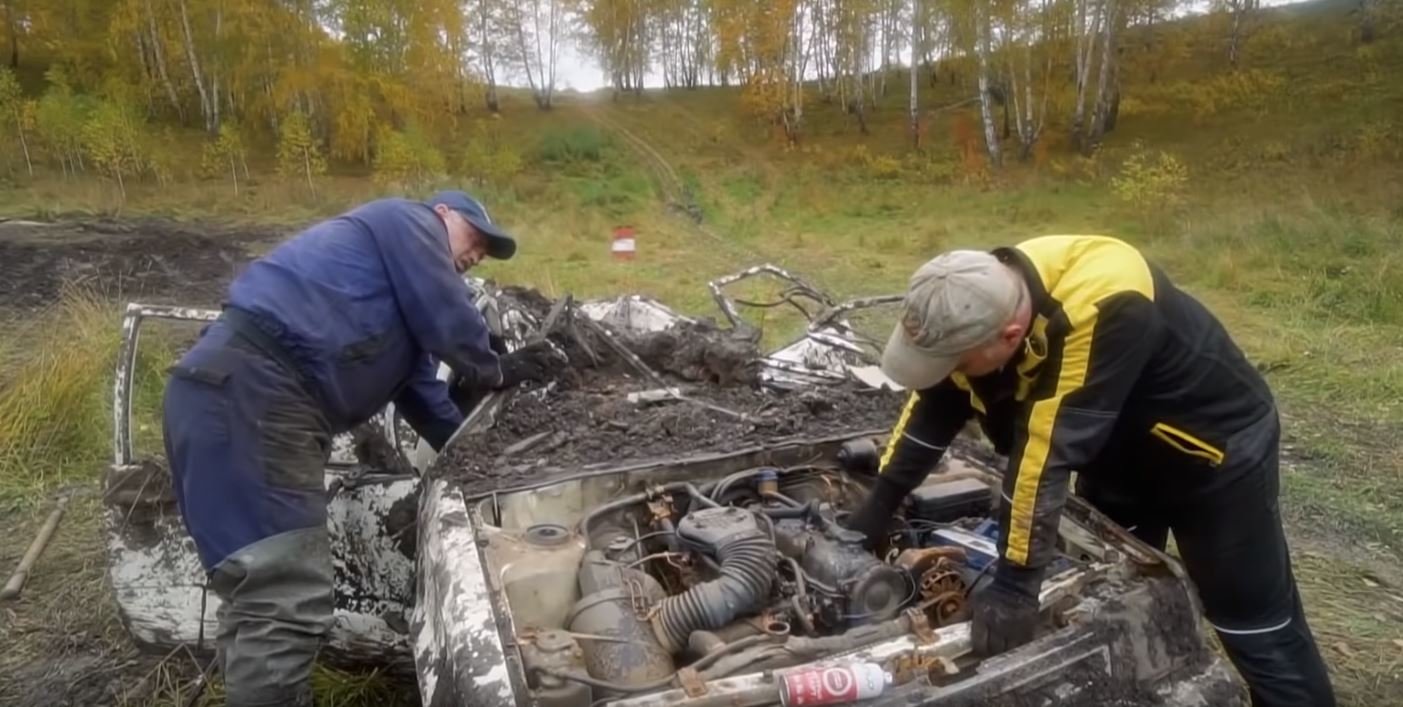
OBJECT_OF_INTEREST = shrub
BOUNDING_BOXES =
[461,121,524,186]
[81,98,146,200]
[536,127,608,164]
[201,122,251,195]
[276,110,327,194]
[1111,146,1189,210]
[374,125,446,191]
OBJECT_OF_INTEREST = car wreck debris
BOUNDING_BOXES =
[103,270,1249,707]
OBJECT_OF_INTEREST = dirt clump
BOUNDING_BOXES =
[431,293,907,494]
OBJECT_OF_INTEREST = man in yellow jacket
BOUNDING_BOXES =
[847,235,1334,706]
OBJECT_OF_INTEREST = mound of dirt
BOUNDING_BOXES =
[432,293,908,494]
[0,217,280,312]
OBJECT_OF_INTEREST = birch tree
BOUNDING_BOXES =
[201,121,249,195]
[176,0,215,132]
[909,0,921,148]
[470,0,506,111]
[974,0,1001,166]
[1069,0,1121,155]
[1219,0,1259,66]
[83,98,146,200]
[507,0,564,109]
[584,0,649,98]
[275,109,325,196]
[997,0,1057,160]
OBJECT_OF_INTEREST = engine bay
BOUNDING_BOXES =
[474,450,1121,707]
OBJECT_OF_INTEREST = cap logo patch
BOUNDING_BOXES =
[901,310,924,341]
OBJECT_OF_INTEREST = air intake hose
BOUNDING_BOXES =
[654,507,776,653]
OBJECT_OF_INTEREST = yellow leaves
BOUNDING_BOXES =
[373,125,447,192]
[1110,143,1189,210]
[276,110,327,194]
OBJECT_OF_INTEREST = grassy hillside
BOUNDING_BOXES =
[1,0,1401,703]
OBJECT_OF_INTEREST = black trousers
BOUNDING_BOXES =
[1078,416,1336,707]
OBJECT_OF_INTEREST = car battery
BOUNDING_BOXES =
[906,477,993,523]
[933,518,1077,576]
[928,526,1000,571]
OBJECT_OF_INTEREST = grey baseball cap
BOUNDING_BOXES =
[881,250,1023,389]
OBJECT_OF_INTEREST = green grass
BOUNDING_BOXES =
[0,292,122,506]
[0,290,178,509]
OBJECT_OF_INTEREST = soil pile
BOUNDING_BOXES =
[433,291,907,494]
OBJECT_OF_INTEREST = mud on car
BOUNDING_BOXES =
[104,267,1246,706]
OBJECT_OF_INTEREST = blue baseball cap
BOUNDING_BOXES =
[427,190,517,260]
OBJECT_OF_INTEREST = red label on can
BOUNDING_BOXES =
[779,664,886,706]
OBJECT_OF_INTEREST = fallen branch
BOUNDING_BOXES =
[2,493,74,600]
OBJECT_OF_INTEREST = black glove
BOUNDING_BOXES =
[845,477,910,551]
[971,561,1044,657]
[487,333,509,355]
[496,341,560,389]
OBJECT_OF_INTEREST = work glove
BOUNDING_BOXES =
[488,333,509,355]
[496,340,562,389]
[844,477,910,551]
[970,561,1044,657]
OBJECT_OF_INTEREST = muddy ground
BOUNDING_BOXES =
[0,217,278,316]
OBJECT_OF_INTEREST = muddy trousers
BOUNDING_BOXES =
[163,329,334,707]
[1078,445,1335,707]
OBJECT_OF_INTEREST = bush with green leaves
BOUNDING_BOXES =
[373,126,446,191]
[1111,146,1189,210]
[201,122,251,195]
[277,110,327,195]
[82,98,146,200]
[35,68,92,177]
[536,127,608,164]
[461,121,524,186]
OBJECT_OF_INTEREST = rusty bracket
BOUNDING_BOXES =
[646,495,674,525]
[905,607,937,645]
[677,667,708,698]
[895,546,968,577]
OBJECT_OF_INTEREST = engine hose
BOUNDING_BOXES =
[581,483,719,550]
[760,500,848,537]
[654,532,777,653]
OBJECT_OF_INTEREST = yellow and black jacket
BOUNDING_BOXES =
[878,235,1276,571]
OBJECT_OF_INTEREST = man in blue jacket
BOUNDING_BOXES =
[162,191,554,707]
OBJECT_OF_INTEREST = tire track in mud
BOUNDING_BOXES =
[573,101,768,264]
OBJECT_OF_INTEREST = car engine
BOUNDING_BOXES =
[489,463,1071,706]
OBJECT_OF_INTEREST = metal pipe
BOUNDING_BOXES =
[581,483,717,550]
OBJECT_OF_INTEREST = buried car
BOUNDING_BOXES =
[102,267,1246,706]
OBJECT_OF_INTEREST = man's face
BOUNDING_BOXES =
[436,205,489,273]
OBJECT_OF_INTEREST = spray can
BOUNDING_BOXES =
[778,663,892,706]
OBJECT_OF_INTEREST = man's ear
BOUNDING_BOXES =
[1000,320,1026,346]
